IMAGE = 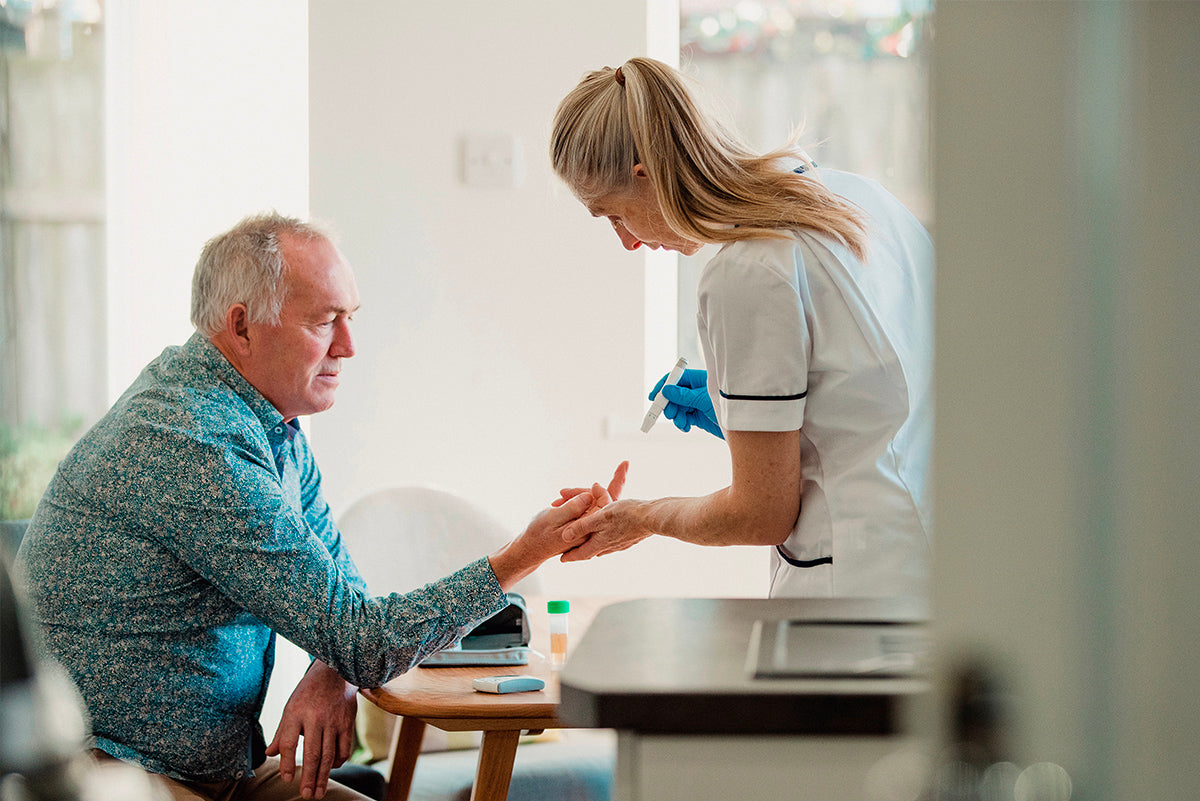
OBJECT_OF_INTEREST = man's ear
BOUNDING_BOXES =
[224,304,252,356]
[632,163,649,180]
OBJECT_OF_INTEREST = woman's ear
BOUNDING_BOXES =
[632,163,649,180]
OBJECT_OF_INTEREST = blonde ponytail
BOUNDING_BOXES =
[551,57,868,261]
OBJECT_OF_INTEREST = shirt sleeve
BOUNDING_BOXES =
[294,429,370,597]
[698,242,810,432]
[129,421,506,689]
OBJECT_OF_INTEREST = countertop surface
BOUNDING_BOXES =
[557,597,930,735]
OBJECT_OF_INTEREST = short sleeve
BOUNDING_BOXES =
[697,239,810,432]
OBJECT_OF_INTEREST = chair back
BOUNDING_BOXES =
[333,488,613,800]
[336,485,542,598]
[1,519,30,564]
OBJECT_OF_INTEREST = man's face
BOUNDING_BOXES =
[242,234,360,421]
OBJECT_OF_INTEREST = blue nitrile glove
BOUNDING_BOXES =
[648,368,724,440]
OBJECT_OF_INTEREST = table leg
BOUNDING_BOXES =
[385,716,427,801]
[469,729,521,801]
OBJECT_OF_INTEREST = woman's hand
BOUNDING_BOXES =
[653,369,723,439]
[558,498,654,562]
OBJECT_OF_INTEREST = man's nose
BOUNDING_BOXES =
[332,318,355,358]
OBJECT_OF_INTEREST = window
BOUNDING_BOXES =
[673,0,932,366]
[1,2,104,520]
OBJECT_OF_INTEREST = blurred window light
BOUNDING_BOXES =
[736,1,766,23]
[1,0,105,518]
[674,0,933,367]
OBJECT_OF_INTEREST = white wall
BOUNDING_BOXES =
[105,0,309,399]
[307,0,767,599]
[932,3,1200,799]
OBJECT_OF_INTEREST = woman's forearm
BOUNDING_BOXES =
[559,429,801,560]
[634,485,793,547]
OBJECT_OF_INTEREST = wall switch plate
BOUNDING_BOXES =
[462,132,523,189]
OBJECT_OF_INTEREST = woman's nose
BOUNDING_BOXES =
[615,226,642,251]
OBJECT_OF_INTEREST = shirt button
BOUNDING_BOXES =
[274,426,283,434]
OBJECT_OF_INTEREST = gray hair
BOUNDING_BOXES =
[190,212,333,337]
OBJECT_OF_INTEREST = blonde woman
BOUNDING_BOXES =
[552,57,933,599]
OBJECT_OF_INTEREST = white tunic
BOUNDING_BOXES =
[696,169,934,599]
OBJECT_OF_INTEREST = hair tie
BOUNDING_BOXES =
[614,66,626,87]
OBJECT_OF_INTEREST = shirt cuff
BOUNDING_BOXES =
[717,394,806,431]
[452,557,509,622]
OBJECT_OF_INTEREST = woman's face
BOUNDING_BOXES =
[586,166,704,256]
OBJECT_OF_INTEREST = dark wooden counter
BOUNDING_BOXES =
[557,597,929,735]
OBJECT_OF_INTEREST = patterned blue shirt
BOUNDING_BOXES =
[15,332,506,782]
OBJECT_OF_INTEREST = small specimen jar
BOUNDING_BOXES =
[547,600,570,670]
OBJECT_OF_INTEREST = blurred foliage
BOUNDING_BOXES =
[0,418,82,520]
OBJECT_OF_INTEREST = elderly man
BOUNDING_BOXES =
[15,213,620,801]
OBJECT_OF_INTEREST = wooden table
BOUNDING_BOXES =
[360,597,610,801]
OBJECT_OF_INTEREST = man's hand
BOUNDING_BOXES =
[488,461,629,590]
[266,659,358,800]
[552,460,629,514]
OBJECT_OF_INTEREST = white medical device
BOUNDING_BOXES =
[641,357,688,433]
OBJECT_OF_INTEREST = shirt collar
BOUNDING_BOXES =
[270,418,301,475]
[182,331,288,435]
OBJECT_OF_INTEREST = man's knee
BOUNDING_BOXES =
[89,751,202,801]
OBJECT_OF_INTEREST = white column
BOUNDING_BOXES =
[932,3,1200,799]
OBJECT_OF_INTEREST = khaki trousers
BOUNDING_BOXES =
[94,752,371,801]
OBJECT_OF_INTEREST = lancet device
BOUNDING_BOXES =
[641,357,688,433]
[472,675,546,694]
